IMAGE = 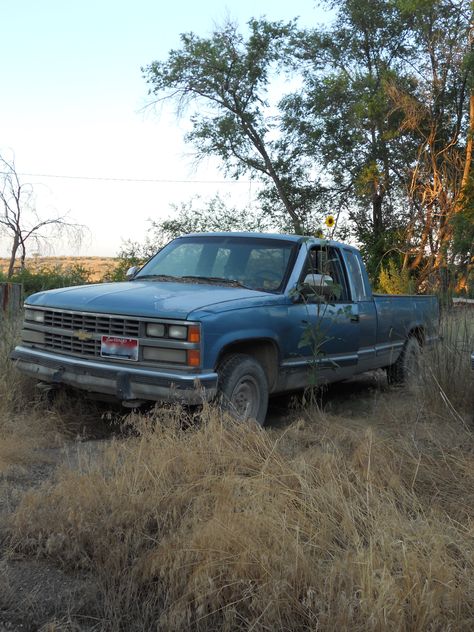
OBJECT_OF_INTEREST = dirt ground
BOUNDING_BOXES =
[0,372,428,631]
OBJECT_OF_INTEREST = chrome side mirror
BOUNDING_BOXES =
[126,266,138,280]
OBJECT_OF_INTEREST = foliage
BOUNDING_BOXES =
[101,244,149,283]
[143,19,324,233]
[385,0,472,289]
[281,0,415,278]
[451,173,474,295]
[377,259,415,294]
[0,264,91,297]
[149,194,270,243]
[142,1,473,292]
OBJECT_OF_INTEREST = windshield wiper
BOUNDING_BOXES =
[133,274,182,282]
[180,275,252,289]
[134,274,253,289]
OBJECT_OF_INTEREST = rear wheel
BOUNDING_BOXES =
[386,336,421,387]
[217,353,269,426]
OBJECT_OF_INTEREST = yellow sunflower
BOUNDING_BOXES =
[325,215,335,229]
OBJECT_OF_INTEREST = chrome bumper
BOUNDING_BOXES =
[10,346,218,404]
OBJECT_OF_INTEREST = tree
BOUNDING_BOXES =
[0,154,84,278]
[143,19,323,233]
[142,3,472,292]
[386,0,473,290]
[280,0,417,279]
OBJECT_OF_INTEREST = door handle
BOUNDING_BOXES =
[350,313,360,322]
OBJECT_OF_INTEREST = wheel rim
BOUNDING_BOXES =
[230,375,260,419]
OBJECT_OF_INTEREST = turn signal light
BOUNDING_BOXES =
[188,325,201,343]
[187,350,200,366]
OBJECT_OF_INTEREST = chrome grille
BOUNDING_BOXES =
[43,310,140,337]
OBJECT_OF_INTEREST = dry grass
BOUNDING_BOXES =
[0,256,118,282]
[7,400,474,631]
[0,316,51,471]
[2,308,474,630]
[418,306,474,415]
[0,316,103,473]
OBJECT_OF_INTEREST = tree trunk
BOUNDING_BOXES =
[7,233,20,278]
[372,191,383,236]
[458,92,474,210]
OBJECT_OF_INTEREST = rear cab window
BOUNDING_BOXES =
[343,249,372,301]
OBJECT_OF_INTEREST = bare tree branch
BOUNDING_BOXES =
[0,153,86,278]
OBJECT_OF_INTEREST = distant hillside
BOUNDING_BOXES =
[0,256,118,282]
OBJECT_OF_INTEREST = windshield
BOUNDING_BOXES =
[135,236,296,292]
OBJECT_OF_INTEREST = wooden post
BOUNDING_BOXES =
[0,283,23,318]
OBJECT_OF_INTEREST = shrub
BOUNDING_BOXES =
[377,259,415,294]
[1,265,91,297]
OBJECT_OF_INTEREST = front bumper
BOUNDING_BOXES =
[10,346,218,404]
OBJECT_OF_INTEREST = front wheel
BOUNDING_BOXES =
[217,354,269,426]
[386,336,422,387]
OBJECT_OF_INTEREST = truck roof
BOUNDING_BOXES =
[176,231,359,252]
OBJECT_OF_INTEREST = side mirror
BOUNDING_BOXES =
[126,266,138,280]
[298,274,335,301]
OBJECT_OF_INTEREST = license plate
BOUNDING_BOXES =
[101,335,139,361]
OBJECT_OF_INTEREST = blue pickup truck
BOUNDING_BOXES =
[11,233,439,424]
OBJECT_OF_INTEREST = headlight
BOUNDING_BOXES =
[24,308,44,323]
[168,325,187,339]
[146,323,165,337]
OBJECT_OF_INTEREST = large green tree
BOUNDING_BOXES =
[143,2,473,291]
[280,0,418,278]
[143,19,324,234]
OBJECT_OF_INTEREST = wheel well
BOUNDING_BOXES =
[216,340,279,390]
[408,326,425,346]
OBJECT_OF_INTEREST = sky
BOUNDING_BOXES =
[0,0,328,258]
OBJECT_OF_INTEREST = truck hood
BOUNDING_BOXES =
[25,281,279,320]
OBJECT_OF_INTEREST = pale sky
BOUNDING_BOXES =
[0,0,326,257]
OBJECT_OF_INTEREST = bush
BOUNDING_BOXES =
[0,264,91,297]
[377,260,415,294]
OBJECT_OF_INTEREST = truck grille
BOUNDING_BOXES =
[44,332,101,357]
[43,310,140,337]
[40,309,141,359]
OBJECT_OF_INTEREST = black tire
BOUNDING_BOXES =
[386,336,421,387]
[217,353,269,426]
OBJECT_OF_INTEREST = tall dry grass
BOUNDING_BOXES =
[0,316,101,472]
[419,306,473,417]
[8,401,474,631]
[0,315,49,471]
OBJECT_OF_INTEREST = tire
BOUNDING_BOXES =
[386,336,421,387]
[217,353,269,426]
